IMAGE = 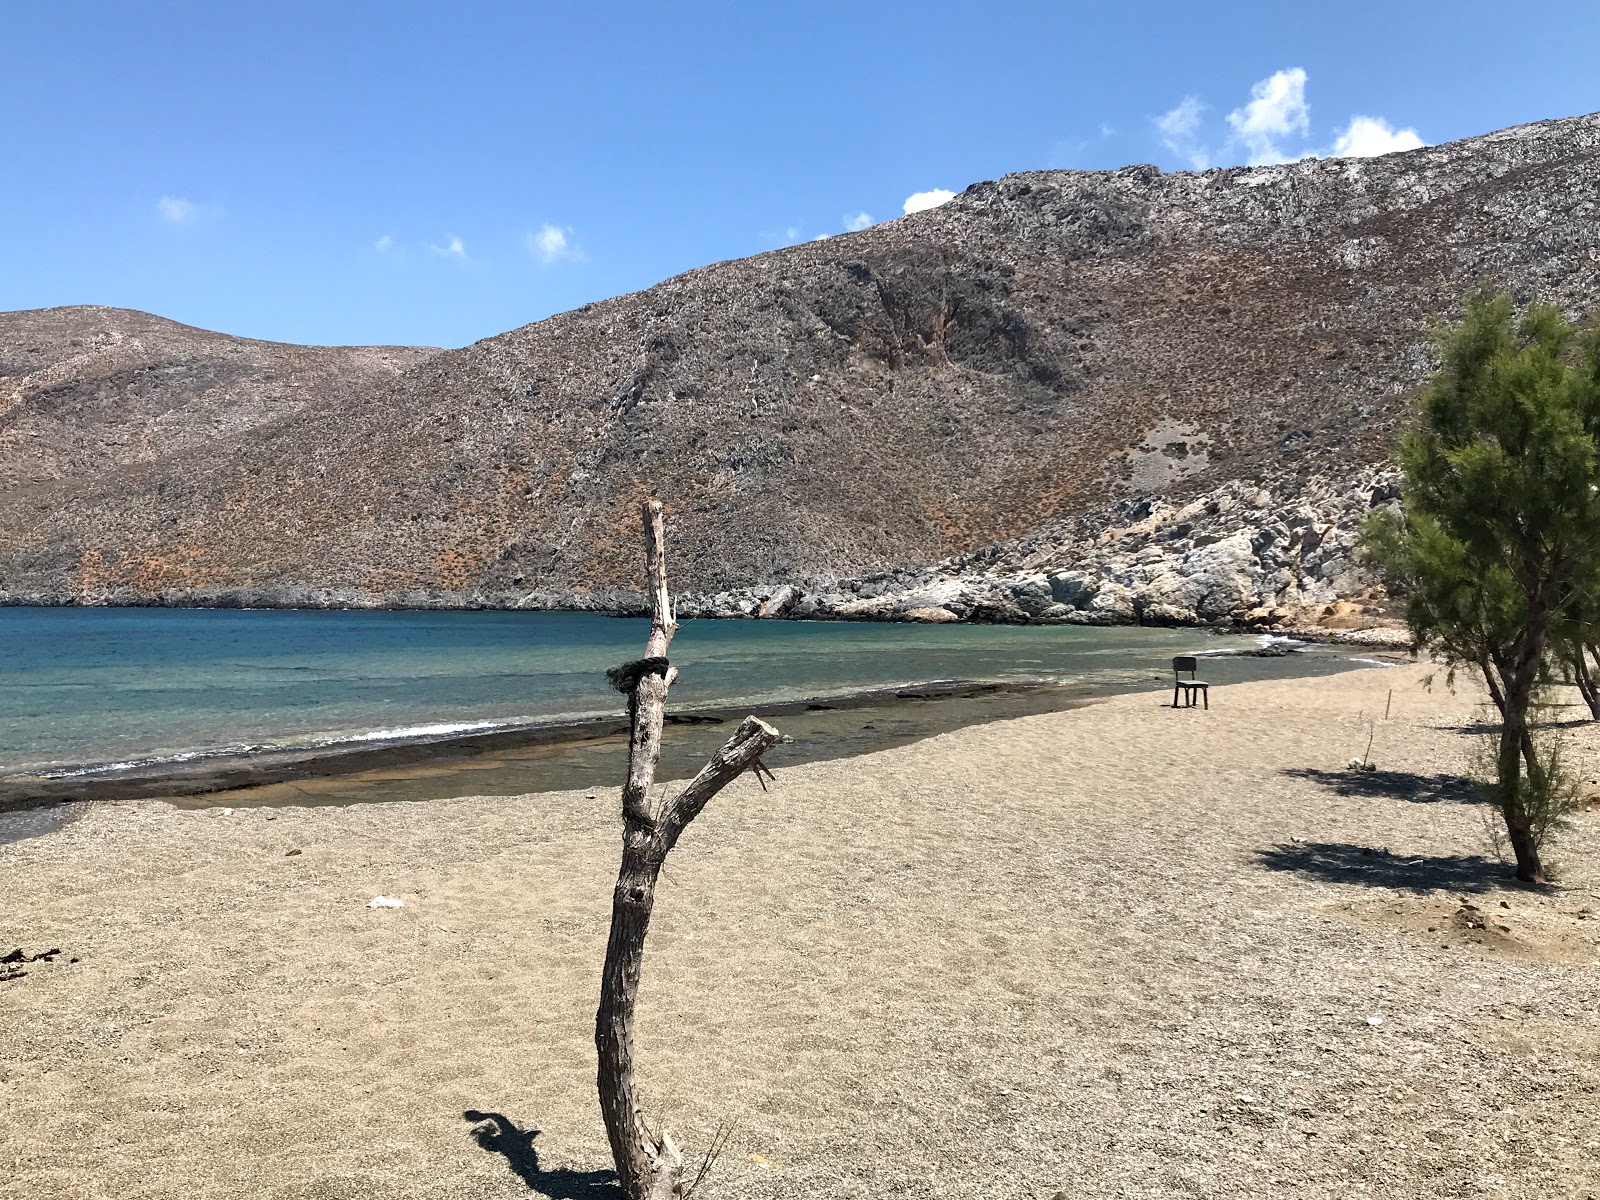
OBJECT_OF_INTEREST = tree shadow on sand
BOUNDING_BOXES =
[1255,841,1516,893]
[1281,766,1483,804]
[463,1111,621,1199]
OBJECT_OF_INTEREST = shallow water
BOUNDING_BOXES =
[0,607,1371,794]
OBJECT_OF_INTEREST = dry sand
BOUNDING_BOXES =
[3,663,1599,1200]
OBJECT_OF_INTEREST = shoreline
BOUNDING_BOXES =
[0,593,1412,646]
[0,677,1092,810]
[0,638,1396,815]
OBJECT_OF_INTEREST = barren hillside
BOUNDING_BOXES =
[0,306,434,494]
[1,113,1597,610]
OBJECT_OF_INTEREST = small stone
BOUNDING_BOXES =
[1365,1015,1385,1026]
[285,849,302,857]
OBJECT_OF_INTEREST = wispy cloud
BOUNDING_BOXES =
[1330,115,1425,159]
[157,195,217,226]
[758,224,806,246]
[843,211,873,232]
[374,234,396,254]
[429,235,468,261]
[1154,96,1209,169]
[525,222,581,265]
[1226,67,1310,165]
[902,188,955,215]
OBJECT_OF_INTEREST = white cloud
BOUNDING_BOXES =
[843,211,872,232]
[902,188,955,215]
[1330,114,1426,158]
[1099,122,1116,138]
[1155,96,1209,169]
[525,223,580,265]
[157,195,204,225]
[374,234,396,253]
[1226,67,1310,165]
[429,235,468,261]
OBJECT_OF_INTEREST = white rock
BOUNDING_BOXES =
[1180,532,1259,617]
[367,896,405,909]
[1089,582,1136,621]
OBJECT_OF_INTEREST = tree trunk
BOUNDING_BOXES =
[595,500,782,1199]
[1496,603,1548,884]
[1478,657,1508,721]
[1574,647,1600,720]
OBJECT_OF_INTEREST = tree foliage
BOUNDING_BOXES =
[1366,293,1600,881]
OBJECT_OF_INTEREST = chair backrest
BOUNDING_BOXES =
[1173,655,1199,678]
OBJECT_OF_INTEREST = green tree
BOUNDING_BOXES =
[1366,294,1600,883]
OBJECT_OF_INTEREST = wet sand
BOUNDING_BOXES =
[0,642,1377,818]
[3,663,1597,1199]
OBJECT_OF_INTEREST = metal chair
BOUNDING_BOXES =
[1172,655,1209,709]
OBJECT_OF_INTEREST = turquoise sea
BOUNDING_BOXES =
[0,608,1376,786]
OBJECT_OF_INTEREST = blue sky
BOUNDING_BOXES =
[3,1,1598,349]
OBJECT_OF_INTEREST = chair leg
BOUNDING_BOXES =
[1202,687,1208,710]
[1173,682,1179,708]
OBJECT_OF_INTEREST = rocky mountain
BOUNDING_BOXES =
[1,113,1598,619]
[0,307,435,495]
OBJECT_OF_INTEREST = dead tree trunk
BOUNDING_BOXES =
[595,500,781,1200]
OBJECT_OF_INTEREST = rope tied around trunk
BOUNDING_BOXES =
[606,656,671,694]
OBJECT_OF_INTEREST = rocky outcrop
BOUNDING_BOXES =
[674,468,1401,633]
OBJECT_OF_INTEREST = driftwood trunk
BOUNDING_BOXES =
[595,500,781,1199]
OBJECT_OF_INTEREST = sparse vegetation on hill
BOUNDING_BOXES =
[0,306,433,495]
[1,114,1598,615]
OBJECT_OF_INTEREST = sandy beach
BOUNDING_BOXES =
[3,662,1598,1200]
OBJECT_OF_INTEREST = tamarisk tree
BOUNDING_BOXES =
[595,500,781,1199]
[1367,294,1600,883]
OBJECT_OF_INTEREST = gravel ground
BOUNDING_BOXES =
[2,663,1597,1200]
